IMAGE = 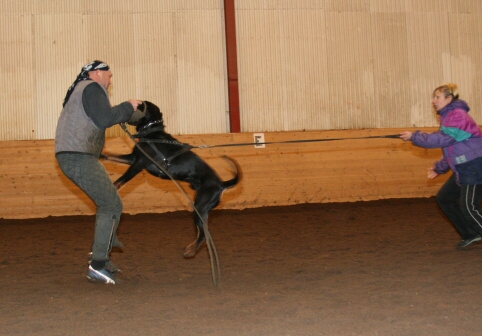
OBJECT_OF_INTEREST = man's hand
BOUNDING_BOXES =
[128,99,143,111]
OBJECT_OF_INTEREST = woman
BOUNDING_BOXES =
[400,83,482,248]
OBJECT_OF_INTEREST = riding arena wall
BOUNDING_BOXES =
[0,127,446,219]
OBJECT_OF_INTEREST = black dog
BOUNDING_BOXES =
[104,101,240,257]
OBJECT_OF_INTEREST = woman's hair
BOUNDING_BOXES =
[433,83,459,100]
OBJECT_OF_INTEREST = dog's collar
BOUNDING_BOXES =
[135,120,164,137]
[138,119,163,132]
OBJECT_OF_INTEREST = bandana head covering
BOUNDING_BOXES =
[62,60,110,107]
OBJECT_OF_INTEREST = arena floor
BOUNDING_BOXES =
[1,198,481,335]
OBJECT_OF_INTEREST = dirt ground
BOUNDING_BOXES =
[1,198,482,336]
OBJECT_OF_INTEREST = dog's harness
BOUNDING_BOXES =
[133,120,193,169]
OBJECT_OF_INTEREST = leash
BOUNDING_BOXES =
[119,123,221,287]
[192,133,401,149]
[129,133,401,151]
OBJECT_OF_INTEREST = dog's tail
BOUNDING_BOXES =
[221,155,241,189]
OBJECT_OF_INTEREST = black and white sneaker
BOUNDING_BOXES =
[86,265,116,284]
[88,253,121,273]
[457,236,481,248]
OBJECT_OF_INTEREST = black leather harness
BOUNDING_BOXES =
[133,121,193,168]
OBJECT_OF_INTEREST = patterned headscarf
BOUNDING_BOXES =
[62,60,110,107]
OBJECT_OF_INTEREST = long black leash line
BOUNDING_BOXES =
[192,133,401,149]
[137,133,401,151]
[119,123,221,287]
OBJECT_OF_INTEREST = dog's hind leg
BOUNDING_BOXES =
[183,186,223,258]
[184,213,208,258]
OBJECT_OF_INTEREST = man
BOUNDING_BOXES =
[55,60,144,284]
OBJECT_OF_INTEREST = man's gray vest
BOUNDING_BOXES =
[55,80,106,157]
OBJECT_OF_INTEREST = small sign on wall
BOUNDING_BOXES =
[254,133,265,148]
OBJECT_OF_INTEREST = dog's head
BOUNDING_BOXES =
[131,100,165,132]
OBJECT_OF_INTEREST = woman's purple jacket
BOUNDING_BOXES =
[410,99,482,183]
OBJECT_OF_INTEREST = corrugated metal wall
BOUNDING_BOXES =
[0,0,228,140]
[0,0,481,140]
[236,0,482,131]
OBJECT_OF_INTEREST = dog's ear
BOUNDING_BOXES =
[137,102,146,113]
[143,101,157,112]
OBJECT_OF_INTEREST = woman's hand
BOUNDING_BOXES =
[399,131,413,141]
[427,167,438,179]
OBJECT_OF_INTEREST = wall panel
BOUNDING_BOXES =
[0,0,228,140]
[448,13,482,121]
[406,12,450,127]
[0,15,36,140]
[324,11,375,129]
[83,13,136,138]
[34,14,85,139]
[278,9,328,130]
[324,0,369,12]
[132,12,178,130]
[405,0,450,13]
[236,8,285,131]
[175,8,228,134]
[370,0,405,12]
[449,0,482,13]
[234,0,482,133]
[371,13,410,127]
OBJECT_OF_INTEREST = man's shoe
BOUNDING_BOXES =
[86,265,116,284]
[88,253,121,273]
[457,236,481,248]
